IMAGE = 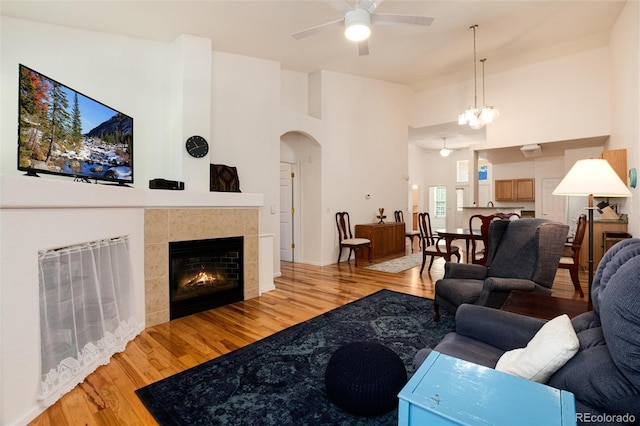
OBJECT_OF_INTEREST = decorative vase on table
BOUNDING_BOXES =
[377,208,386,224]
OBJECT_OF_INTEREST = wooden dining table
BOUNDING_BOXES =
[436,228,482,263]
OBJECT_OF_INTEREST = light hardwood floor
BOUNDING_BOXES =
[28,247,586,425]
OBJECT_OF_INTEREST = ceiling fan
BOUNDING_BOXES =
[290,0,434,56]
[439,137,456,157]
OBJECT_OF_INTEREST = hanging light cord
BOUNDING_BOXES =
[458,23,499,128]
[480,58,486,105]
[471,24,478,108]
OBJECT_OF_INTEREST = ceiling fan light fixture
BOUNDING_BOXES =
[439,137,453,157]
[345,23,370,41]
[440,147,452,157]
[344,9,371,41]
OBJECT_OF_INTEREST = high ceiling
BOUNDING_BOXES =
[2,0,626,155]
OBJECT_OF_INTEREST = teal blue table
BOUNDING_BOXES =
[398,351,576,425]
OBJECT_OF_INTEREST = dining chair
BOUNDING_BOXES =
[417,212,460,273]
[335,212,372,267]
[558,213,586,297]
[394,210,420,253]
[469,214,500,265]
[468,213,520,265]
[495,212,521,220]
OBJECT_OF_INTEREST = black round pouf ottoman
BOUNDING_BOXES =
[325,341,407,416]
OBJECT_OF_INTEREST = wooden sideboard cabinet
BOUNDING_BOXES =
[495,178,535,201]
[355,222,405,260]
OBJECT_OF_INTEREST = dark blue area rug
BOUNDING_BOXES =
[135,289,455,425]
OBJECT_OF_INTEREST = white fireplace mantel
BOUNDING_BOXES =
[0,174,264,209]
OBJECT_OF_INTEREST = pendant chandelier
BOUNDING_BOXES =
[458,25,500,129]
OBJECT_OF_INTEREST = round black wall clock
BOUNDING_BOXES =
[185,135,209,158]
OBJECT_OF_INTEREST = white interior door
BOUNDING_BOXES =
[429,186,447,229]
[279,163,293,262]
[542,178,566,223]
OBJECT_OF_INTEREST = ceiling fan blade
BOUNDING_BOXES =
[371,13,434,27]
[359,0,384,13]
[331,0,354,14]
[291,18,344,40]
[357,39,369,56]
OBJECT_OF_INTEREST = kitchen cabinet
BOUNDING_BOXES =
[580,220,629,270]
[495,178,535,201]
[600,149,627,184]
[495,180,514,201]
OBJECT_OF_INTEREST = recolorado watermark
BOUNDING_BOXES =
[576,412,636,423]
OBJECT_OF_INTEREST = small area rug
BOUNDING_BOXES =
[136,289,454,425]
[365,252,423,273]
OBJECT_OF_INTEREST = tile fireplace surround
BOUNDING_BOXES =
[145,207,259,326]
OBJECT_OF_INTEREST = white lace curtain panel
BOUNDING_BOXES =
[38,236,136,407]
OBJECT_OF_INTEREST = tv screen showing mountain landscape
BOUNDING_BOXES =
[17,64,133,184]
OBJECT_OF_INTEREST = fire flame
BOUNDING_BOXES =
[183,265,224,288]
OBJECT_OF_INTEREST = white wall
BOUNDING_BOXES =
[0,17,171,186]
[170,34,213,191]
[319,71,411,265]
[609,0,640,237]
[484,48,611,148]
[279,97,324,265]
[0,18,282,240]
[491,162,536,181]
[210,51,281,274]
[0,179,146,426]
[408,144,427,214]
[411,149,470,229]
[412,47,611,150]
[410,46,618,225]
[280,70,412,266]
[1,3,638,422]
[281,69,309,115]
[0,18,165,424]
[0,16,280,425]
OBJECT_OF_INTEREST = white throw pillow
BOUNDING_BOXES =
[495,314,579,383]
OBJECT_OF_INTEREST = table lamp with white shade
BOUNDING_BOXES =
[553,159,632,302]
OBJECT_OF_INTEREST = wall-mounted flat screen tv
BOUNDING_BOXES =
[17,64,133,185]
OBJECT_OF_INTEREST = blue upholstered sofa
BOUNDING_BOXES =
[415,238,640,424]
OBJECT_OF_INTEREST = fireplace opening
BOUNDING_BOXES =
[169,236,243,320]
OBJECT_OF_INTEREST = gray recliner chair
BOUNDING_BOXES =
[416,238,640,424]
[434,218,569,320]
